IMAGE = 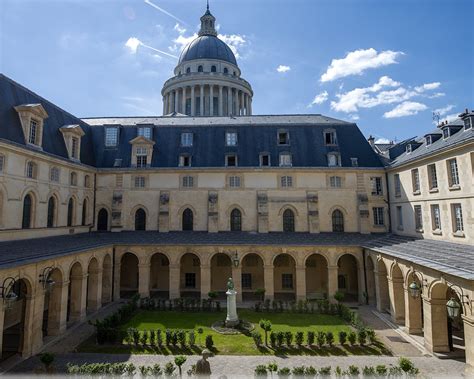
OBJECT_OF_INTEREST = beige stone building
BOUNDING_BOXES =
[0,5,473,370]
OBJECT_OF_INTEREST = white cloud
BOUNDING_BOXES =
[173,23,186,35]
[171,33,198,51]
[434,104,455,116]
[383,101,427,118]
[415,82,441,92]
[330,76,403,113]
[321,48,404,82]
[309,91,328,106]
[428,92,445,98]
[218,34,246,58]
[441,113,459,123]
[125,37,141,54]
[349,114,360,121]
[276,65,291,73]
[375,137,391,144]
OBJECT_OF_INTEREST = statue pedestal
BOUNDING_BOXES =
[225,289,239,327]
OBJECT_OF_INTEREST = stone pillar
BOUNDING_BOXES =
[388,277,405,324]
[241,91,245,115]
[423,297,450,353]
[209,85,214,116]
[102,263,113,304]
[169,264,180,299]
[327,265,338,302]
[218,86,223,116]
[163,95,167,115]
[358,264,365,304]
[182,87,186,114]
[87,268,103,313]
[21,294,36,357]
[69,273,87,322]
[404,288,423,334]
[200,264,211,299]
[30,291,45,355]
[263,264,274,300]
[296,266,306,300]
[200,85,204,116]
[231,265,242,303]
[227,87,232,116]
[244,93,248,115]
[249,98,252,115]
[191,86,196,116]
[48,281,69,335]
[235,90,240,116]
[174,90,179,113]
[374,270,390,312]
[138,263,151,298]
[0,304,5,358]
[113,263,121,301]
[462,315,474,368]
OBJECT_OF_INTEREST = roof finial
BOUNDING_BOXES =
[207,0,209,11]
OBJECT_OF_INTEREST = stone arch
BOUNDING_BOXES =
[365,254,376,305]
[390,263,406,324]
[1,277,33,358]
[67,261,86,323]
[376,258,390,313]
[101,253,113,304]
[180,253,201,298]
[405,270,424,335]
[66,196,77,227]
[120,252,139,298]
[305,253,328,299]
[134,208,147,231]
[81,197,90,226]
[97,207,109,231]
[47,193,60,228]
[337,254,359,301]
[150,252,170,298]
[278,204,299,216]
[42,267,65,338]
[21,191,37,229]
[241,252,265,301]
[86,257,101,313]
[273,253,296,300]
[328,205,348,216]
[210,253,232,297]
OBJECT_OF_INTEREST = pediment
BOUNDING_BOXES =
[14,103,49,119]
[60,124,85,137]
[129,136,155,145]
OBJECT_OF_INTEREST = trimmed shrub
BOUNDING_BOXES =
[398,357,418,374]
[205,335,214,349]
[363,366,376,376]
[252,331,263,347]
[188,331,195,346]
[151,364,162,375]
[366,328,376,344]
[318,366,331,376]
[284,331,293,347]
[164,362,175,376]
[149,329,156,346]
[174,355,187,377]
[326,331,334,347]
[140,330,148,346]
[348,365,360,376]
[348,331,357,346]
[177,330,186,348]
[267,362,278,375]
[270,332,276,347]
[259,319,272,346]
[39,352,55,373]
[305,366,317,377]
[295,331,304,347]
[292,366,305,376]
[307,331,315,346]
[358,328,367,346]
[334,291,345,302]
[157,329,163,347]
[277,367,291,378]
[276,332,284,348]
[316,331,326,348]
[375,365,387,376]
[338,331,347,345]
[255,365,268,377]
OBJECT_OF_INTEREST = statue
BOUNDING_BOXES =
[195,349,212,377]
[227,277,234,291]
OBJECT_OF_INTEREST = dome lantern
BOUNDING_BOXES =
[199,0,217,37]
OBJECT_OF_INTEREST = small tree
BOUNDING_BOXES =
[276,331,284,348]
[197,327,204,345]
[259,319,272,346]
[295,331,304,347]
[269,332,276,347]
[255,288,266,301]
[307,331,315,346]
[208,291,218,299]
[252,331,263,347]
[326,331,334,347]
[338,331,347,345]
[205,335,214,350]
[140,330,148,346]
[284,331,293,347]
[164,362,175,376]
[188,331,196,346]
[267,362,278,378]
[254,365,267,377]
[348,331,357,346]
[334,291,345,303]
[316,331,326,348]
[157,329,163,347]
[358,328,367,346]
[366,328,376,345]
[174,355,187,377]
[149,329,156,346]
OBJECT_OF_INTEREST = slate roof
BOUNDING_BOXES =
[387,119,474,168]
[0,74,96,166]
[363,235,474,280]
[83,115,384,169]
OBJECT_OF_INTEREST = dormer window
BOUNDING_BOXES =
[186,67,191,74]
[181,132,193,147]
[278,131,289,145]
[351,158,358,167]
[327,152,341,167]
[136,146,148,168]
[425,135,432,146]
[129,135,154,168]
[279,153,292,167]
[105,127,118,147]
[324,130,337,145]
[260,153,270,167]
[464,117,472,130]
[29,119,38,144]
[223,67,228,74]
[406,144,412,153]
[226,154,237,167]
[60,124,85,161]
[179,154,191,167]
[138,126,152,139]
[226,132,237,146]
[71,137,79,159]
[14,103,48,148]
[443,128,450,139]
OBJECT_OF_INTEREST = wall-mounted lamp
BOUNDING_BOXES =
[0,277,19,310]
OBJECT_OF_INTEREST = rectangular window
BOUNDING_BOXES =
[182,175,194,188]
[465,117,472,130]
[279,153,292,167]
[280,175,293,188]
[431,204,441,231]
[330,176,342,188]
[414,205,423,231]
[412,169,420,193]
[281,274,293,289]
[425,135,432,146]
[394,174,401,197]
[260,154,270,167]
[373,207,385,226]
[50,167,60,182]
[428,164,438,190]
[226,155,237,167]
[452,204,464,232]
[179,155,191,167]
[278,131,289,145]
[29,119,38,144]
[136,155,147,168]
[229,175,241,188]
[447,159,459,186]
[396,206,403,229]
[134,176,146,188]
[0,155,4,173]
[324,131,337,145]
[181,132,193,147]
[351,158,358,167]
[443,128,450,139]
[185,273,196,288]
[138,127,152,139]
[226,132,238,146]
[105,127,118,147]
[371,177,383,195]
[241,273,252,289]
[71,137,79,158]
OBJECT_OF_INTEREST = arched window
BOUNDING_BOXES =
[47,196,56,228]
[186,67,191,73]
[97,208,108,231]
[67,198,74,226]
[211,65,217,72]
[26,161,35,179]
[70,172,77,186]
[82,199,88,226]
[198,65,203,72]
[182,208,193,231]
[22,194,33,229]
[230,208,242,231]
[135,208,146,231]
[84,175,91,188]
[332,210,344,232]
[283,209,295,232]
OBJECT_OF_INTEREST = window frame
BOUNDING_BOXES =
[396,206,403,230]
[50,167,60,182]
[327,152,341,167]
[447,158,460,187]
[182,175,195,188]
[330,176,342,188]
[280,175,293,188]
[179,154,192,167]
[228,175,242,188]
[281,273,293,289]
[414,205,423,232]
[277,130,290,145]
[451,204,464,233]
[394,174,401,197]
[225,131,238,146]
[430,204,441,231]
[373,207,385,226]
[28,118,38,145]
[180,132,193,147]
[134,176,146,188]
[0,154,4,173]
[279,152,292,167]
[411,169,420,193]
[324,130,337,145]
[427,164,438,190]
[137,126,152,139]
[282,209,295,232]
[105,127,119,147]
[371,176,383,195]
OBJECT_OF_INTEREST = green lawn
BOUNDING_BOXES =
[78,309,390,356]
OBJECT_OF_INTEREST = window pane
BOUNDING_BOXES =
[226,132,237,146]
[105,127,118,146]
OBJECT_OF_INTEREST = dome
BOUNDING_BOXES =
[178,35,237,66]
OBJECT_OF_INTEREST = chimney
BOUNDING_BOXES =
[367,135,375,147]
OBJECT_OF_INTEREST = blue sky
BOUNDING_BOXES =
[1,0,473,142]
